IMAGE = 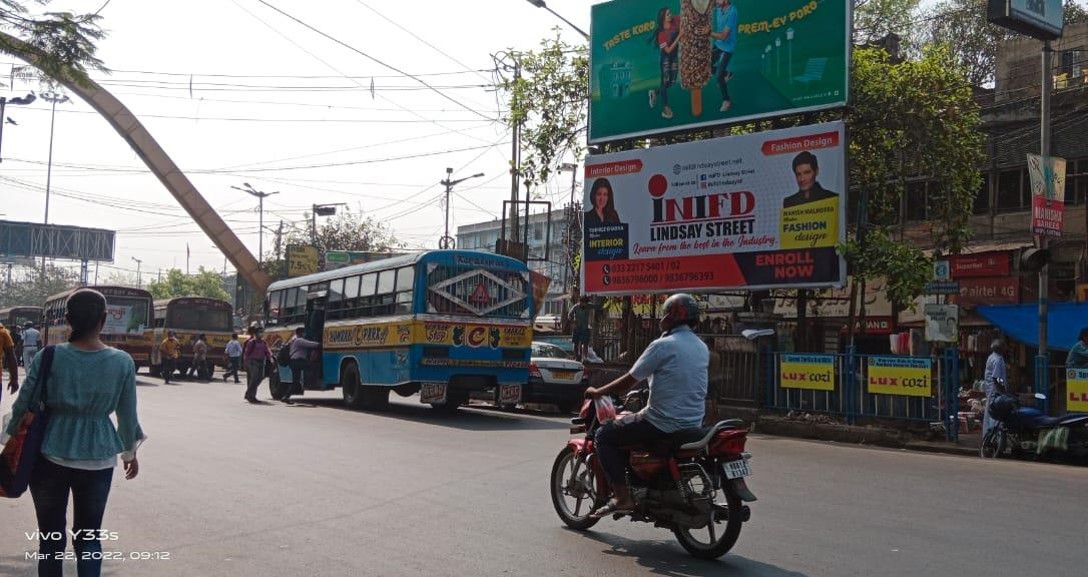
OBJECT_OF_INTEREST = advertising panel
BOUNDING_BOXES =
[1027,154,1066,238]
[581,121,846,295]
[950,252,1011,278]
[779,353,835,391]
[866,356,932,397]
[102,303,147,336]
[589,0,850,143]
[957,277,1019,307]
[1068,369,1088,412]
[924,304,958,343]
[287,245,320,278]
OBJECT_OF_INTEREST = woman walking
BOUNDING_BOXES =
[3,288,145,577]
[242,325,274,403]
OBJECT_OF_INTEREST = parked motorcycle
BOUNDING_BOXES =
[980,384,1088,462]
[549,392,756,559]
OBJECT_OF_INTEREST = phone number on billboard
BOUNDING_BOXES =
[603,262,680,274]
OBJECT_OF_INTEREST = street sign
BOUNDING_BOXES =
[933,260,950,281]
[923,281,960,295]
[988,0,1064,41]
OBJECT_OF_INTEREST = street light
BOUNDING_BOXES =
[786,28,794,83]
[231,182,279,266]
[440,168,484,249]
[775,37,782,77]
[311,203,347,245]
[525,0,590,40]
[131,257,143,287]
[40,91,70,227]
[0,92,35,163]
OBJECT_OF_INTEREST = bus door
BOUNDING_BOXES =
[304,291,327,386]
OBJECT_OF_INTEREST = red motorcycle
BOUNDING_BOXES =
[549,393,756,559]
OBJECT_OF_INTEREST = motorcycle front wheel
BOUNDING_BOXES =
[673,485,744,559]
[980,428,1007,459]
[550,446,606,531]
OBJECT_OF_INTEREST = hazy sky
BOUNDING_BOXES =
[0,0,590,281]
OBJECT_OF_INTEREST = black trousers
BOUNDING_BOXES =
[595,412,670,487]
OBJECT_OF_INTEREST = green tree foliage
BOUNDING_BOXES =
[843,46,985,312]
[148,268,229,301]
[853,0,922,46]
[261,210,403,279]
[927,0,1088,87]
[0,1,108,84]
[500,31,589,195]
[0,264,78,309]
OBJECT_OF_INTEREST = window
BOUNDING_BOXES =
[905,181,926,221]
[996,169,1023,211]
[327,278,345,320]
[1068,158,1086,205]
[974,174,990,214]
[395,267,415,314]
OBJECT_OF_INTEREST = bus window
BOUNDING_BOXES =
[357,273,377,318]
[267,290,284,324]
[376,270,396,316]
[283,287,307,325]
[395,267,414,314]
[327,278,345,320]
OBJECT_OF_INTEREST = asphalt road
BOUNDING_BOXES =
[1,372,1086,577]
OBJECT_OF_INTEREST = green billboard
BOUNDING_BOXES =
[589,0,849,143]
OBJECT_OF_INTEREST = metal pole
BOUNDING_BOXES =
[44,97,57,226]
[0,98,7,163]
[258,195,264,266]
[509,61,521,245]
[1038,41,1052,413]
[443,167,453,247]
[311,204,318,246]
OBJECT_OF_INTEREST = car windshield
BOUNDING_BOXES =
[532,343,570,359]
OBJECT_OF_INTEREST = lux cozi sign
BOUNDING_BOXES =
[780,354,836,391]
[866,356,932,397]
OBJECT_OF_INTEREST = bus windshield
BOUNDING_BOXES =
[168,303,232,332]
[103,297,151,335]
[425,262,530,319]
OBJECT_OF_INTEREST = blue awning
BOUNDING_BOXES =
[976,303,1088,351]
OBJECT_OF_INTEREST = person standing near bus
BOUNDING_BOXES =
[22,321,42,368]
[0,322,17,402]
[242,326,274,403]
[187,334,209,381]
[285,327,320,403]
[569,296,594,362]
[222,333,243,383]
[160,331,181,384]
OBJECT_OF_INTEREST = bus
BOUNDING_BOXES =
[43,286,154,369]
[263,250,533,410]
[149,297,234,378]
[0,306,43,330]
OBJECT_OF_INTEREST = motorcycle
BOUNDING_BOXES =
[980,383,1088,462]
[549,391,756,559]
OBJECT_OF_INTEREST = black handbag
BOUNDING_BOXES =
[0,345,56,498]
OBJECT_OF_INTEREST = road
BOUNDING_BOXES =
[1,372,1086,577]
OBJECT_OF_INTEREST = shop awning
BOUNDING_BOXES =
[976,302,1088,351]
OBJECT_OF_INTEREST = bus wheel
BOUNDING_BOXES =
[341,363,366,410]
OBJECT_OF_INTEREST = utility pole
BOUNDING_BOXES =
[440,168,484,249]
[232,183,279,266]
[0,92,35,162]
[509,59,522,247]
[274,220,284,262]
[1037,40,1052,413]
[40,91,69,276]
[131,256,143,288]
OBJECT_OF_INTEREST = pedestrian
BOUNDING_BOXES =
[242,325,274,403]
[3,288,145,577]
[569,296,593,362]
[22,320,42,369]
[1066,327,1088,369]
[0,322,18,403]
[284,327,320,403]
[187,333,210,380]
[983,338,1008,438]
[160,330,181,384]
[11,323,23,365]
[222,332,243,383]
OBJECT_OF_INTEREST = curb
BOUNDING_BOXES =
[751,417,981,457]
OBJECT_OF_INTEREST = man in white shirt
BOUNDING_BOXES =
[983,339,1008,437]
[222,333,243,383]
[21,321,42,368]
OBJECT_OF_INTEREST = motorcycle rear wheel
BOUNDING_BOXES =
[550,446,606,531]
[980,428,1006,459]
[672,485,744,559]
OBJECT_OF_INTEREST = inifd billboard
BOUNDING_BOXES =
[581,121,846,295]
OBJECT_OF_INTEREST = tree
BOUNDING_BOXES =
[148,268,229,301]
[0,1,108,84]
[853,0,923,47]
[261,210,403,279]
[0,264,78,309]
[842,46,985,334]
[927,0,1088,87]
[499,31,589,195]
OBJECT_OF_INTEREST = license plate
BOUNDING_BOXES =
[724,459,751,479]
[420,383,447,404]
[499,384,521,404]
[551,370,576,380]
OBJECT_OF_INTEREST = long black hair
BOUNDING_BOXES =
[648,7,669,45]
[66,289,108,343]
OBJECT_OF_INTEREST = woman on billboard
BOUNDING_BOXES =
[585,178,622,228]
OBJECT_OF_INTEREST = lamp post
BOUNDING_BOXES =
[786,28,794,83]
[40,91,70,227]
[131,257,143,287]
[311,203,347,245]
[525,0,590,40]
[440,168,484,249]
[0,92,35,162]
[775,37,782,77]
[764,45,772,75]
[231,183,279,266]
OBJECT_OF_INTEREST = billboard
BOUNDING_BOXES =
[988,0,1064,41]
[0,220,115,262]
[286,245,319,278]
[324,250,406,271]
[581,121,846,295]
[589,0,849,143]
[1027,154,1065,238]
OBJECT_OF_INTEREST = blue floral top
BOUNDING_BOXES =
[5,343,145,463]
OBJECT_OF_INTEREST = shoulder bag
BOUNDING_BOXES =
[0,345,57,498]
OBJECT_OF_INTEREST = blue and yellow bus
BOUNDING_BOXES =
[263,250,533,410]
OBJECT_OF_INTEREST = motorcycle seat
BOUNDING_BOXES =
[679,419,745,451]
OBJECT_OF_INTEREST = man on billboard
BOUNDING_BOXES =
[783,151,838,209]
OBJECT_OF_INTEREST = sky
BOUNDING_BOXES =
[0,0,591,283]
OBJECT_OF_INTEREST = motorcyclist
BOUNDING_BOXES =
[584,293,709,518]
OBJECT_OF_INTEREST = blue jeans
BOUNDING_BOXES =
[225,356,241,382]
[29,455,114,577]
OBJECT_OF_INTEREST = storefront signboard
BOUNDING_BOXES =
[867,356,932,397]
[780,353,836,391]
